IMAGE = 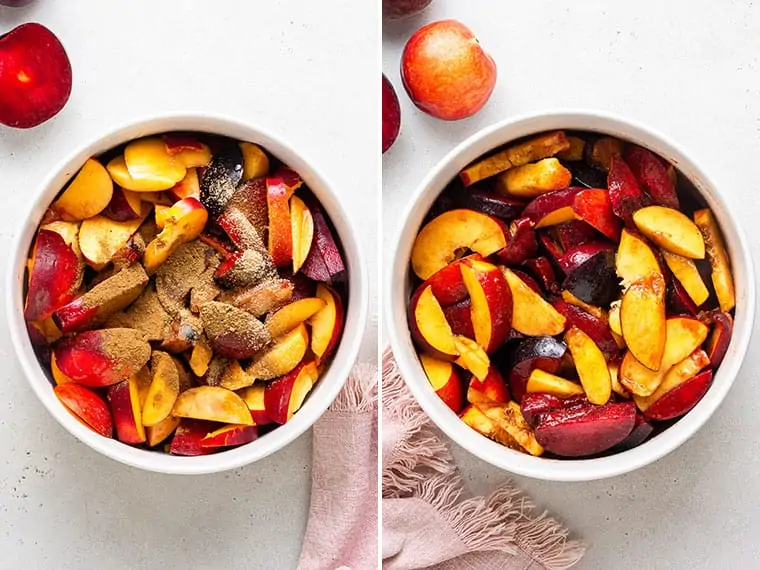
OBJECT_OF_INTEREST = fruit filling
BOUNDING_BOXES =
[25,134,347,455]
[410,130,736,458]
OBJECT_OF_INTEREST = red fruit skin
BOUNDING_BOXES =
[534,401,636,457]
[611,413,654,452]
[52,299,99,335]
[264,363,308,425]
[24,229,81,321]
[623,145,680,209]
[666,271,699,316]
[442,298,475,339]
[558,241,613,274]
[643,370,713,421]
[700,310,733,369]
[436,369,465,414]
[555,220,599,251]
[424,259,470,306]
[200,425,258,448]
[383,0,434,19]
[470,366,509,403]
[510,269,542,295]
[552,299,619,358]
[607,155,652,226]
[54,383,113,438]
[523,257,559,296]
[538,231,565,267]
[572,189,621,241]
[301,203,346,283]
[170,420,218,456]
[53,331,132,387]
[496,217,538,266]
[382,74,401,153]
[462,190,524,221]
[508,337,567,402]
[0,23,73,128]
[401,20,497,121]
[523,187,585,226]
[101,187,141,222]
[520,392,590,428]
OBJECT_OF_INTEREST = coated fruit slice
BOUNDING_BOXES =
[620,274,666,371]
[565,327,611,405]
[662,250,709,307]
[633,206,705,259]
[172,386,253,425]
[694,208,735,312]
[501,268,566,336]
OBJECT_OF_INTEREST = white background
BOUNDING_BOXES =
[0,1,378,569]
[384,1,760,569]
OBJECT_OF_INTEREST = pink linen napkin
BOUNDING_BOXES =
[298,362,379,570]
[382,350,585,570]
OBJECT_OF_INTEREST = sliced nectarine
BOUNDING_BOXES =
[608,155,651,226]
[239,384,273,425]
[634,348,710,411]
[495,158,572,199]
[701,310,733,369]
[469,395,544,456]
[608,300,623,337]
[662,250,709,307]
[55,383,113,438]
[523,186,583,228]
[624,145,679,209]
[146,415,181,447]
[468,365,509,404]
[572,189,621,241]
[588,137,623,171]
[638,364,713,421]
[411,209,507,280]
[169,420,217,456]
[290,195,314,273]
[459,131,569,187]
[219,360,254,391]
[526,369,585,399]
[309,284,344,365]
[620,274,667,371]
[501,268,566,336]
[165,138,212,169]
[54,328,151,388]
[460,259,512,353]
[50,352,74,385]
[143,197,208,274]
[107,375,146,444]
[200,301,271,359]
[267,176,293,267]
[24,229,83,321]
[239,142,270,181]
[565,326,611,405]
[633,206,705,259]
[561,290,607,321]
[53,158,113,221]
[172,386,253,425]
[616,229,661,289]
[142,351,180,427]
[78,206,150,268]
[267,297,326,339]
[608,362,630,399]
[168,167,201,201]
[264,360,319,424]
[420,353,465,412]
[620,316,709,396]
[453,336,490,381]
[201,424,258,448]
[123,137,187,191]
[247,323,309,380]
[694,208,735,312]
[459,404,521,450]
[102,187,142,222]
[557,136,586,161]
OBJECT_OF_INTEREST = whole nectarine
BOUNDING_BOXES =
[382,74,401,153]
[401,20,496,121]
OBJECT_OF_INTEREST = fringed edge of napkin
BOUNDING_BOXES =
[329,361,378,414]
[382,349,585,570]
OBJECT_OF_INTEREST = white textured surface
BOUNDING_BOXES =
[0,1,378,568]
[384,1,760,568]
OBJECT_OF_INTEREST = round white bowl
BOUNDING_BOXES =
[386,110,755,482]
[7,114,368,475]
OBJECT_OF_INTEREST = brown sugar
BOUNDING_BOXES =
[199,301,271,359]
[220,278,294,317]
[106,283,170,341]
[161,309,203,353]
[215,249,274,290]
[100,328,152,373]
[155,241,217,316]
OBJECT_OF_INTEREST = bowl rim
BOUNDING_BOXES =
[7,112,369,475]
[385,108,756,482]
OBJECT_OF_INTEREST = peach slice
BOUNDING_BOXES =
[239,142,270,181]
[142,351,180,427]
[78,206,150,268]
[565,326,611,405]
[608,300,623,337]
[495,158,572,199]
[247,323,309,380]
[608,155,651,226]
[634,348,710,411]
[637,363,712,420]
[459,405,521,450]
[290,195,314,273]
[420,353,465,413]
[167,168,200,201]
[219,360,254,391]
[414,250,476,306]
[133,366,153,408]
[267,176,293,267]
[146,415,181,447]
[163,137,212,169]
[501,268,566,336]
[411,209,507,280]
[239,384,273,425]
[459,131,569,187]
[154,204,170,230]
[172,386,253,425]
[561,290,608,321]
[702,310,733,368]
[54,383,113,438]
[620,316,709,396]
[608,362,630,399]
[469,365,509,404]
[50,352,73,385]
[123,137,187,190]
[29,317,63,347]
[633,206,705,259]
[24,229,83,321]
[200,424,258,448]
[460,259,512,353]
[694,208,735,312]
[300,202,346,283]
[624,145,679,209]
[188,337,213,377]
[523,186,583,229]
[143,198,208,274]
[620,274,667,371]
[308,284,345,365]
[453,336,490,381]
[107,375,146,444]
[443,299,475,339]
[526,369,585,399]
[616,229,661,289]
[556,136,586,161]
[469,393,544,456]
[169,420,217,456]
[266,297,326,339]
[552,299,619,359]
[409,286,458,359]
[588,137,623,171]
[102,187,142,222]
[54,328,151,388]
[52,158,113,221]
[200,301,271,359]
[662,250,709,307]
[264,360,319,424]
[52,263,148,334]
[572,189,621,241]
